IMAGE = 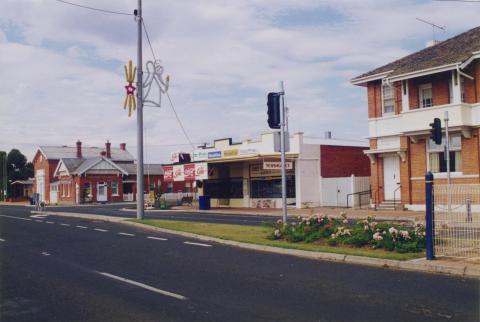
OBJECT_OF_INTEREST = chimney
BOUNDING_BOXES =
[100,150,107,157]
[120,143,126,151]
[76,140,82,158]
[105,140,111,158]
[324,131,332,139]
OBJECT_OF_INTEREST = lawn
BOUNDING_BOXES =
[131,219,423,261]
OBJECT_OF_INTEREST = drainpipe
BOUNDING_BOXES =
[456,65,474,80]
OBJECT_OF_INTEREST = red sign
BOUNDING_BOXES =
[163,165,173,182]
[184,164,196,181]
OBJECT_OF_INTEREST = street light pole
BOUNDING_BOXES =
[136,0,145,219]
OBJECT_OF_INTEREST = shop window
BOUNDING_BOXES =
[251,176,296,198]
[428,135,462,173]
[382,84,394,114]
[112,181,119,196]
[204,178,243,198]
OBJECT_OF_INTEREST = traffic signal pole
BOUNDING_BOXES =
[444,111,451,214]
[136,0,145,220]
[279,81,287,223]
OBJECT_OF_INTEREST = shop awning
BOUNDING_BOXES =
[205,154,299,164]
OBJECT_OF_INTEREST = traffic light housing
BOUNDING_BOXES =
[429,118,442,145]
[267,92,281,129]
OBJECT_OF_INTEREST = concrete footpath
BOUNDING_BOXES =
[32,210,480,279]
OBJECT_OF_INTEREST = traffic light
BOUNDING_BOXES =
[429,118,442,145]
[267,92,281,129]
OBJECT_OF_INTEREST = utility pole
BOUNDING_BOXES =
[279,81,287,223]
[135,0,145,219]
[444,111,451,214]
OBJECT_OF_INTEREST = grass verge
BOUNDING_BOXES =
[131,219,423,261]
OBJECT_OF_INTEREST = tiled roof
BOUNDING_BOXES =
[120,163,164,175]
[39,146,134,161]
[352,26,480,82]
[60,158,85,173]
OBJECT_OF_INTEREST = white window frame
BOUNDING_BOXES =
[426,135,462,174]
[419,83,433,108]
[381,84,395,115]
[111,181,119,196]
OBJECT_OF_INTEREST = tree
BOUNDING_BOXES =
[0,151,6,201]
[6,149,33,198]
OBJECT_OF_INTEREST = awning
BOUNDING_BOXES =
[205,154,299,164]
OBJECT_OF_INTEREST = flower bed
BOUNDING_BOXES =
[268,213,426,254]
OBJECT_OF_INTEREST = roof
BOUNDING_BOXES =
[61,158,84,173]
[303,137,369,148]
[11,179,34,185]
[39,146,135,161]
[120,163,164,175]
[352,26,480,84]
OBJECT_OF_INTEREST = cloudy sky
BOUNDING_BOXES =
[0,0,478,163]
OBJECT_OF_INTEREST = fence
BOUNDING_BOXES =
[321,175,370,208]
[433,184,480,258]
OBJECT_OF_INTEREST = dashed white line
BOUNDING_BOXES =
[184,241,212,247]
[35,220,44,223]
[118,232,135,237]
[97,271,187,301]
[147,236,168,241]
[0,214,32,221]
[76,225,88,229]
[45,221,55,224]
[0,238,5,242]
[41,252,51,256]
[60,223,71,227]
[94,228,108,232]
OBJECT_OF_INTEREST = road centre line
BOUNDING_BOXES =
[0,214,32,221]
[41,252,51,256]
[97,271,187,301]
[147,236,168,241]
[45,221,55,224]
[60,223,71,227]
[76,225,88,229]
[184,241,212,247]
[94,228,108,232]
[35,220,44,223]
[0,238,5,242]
[118,232,135,236]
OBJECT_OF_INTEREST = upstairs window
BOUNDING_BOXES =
[382,84,395,114]
[428,135,462,173]
[419,84,433,108]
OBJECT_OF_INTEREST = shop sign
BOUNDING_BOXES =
[173,165,184,181]
[239,148,257,155]
[263,161,293,170]
[184,163,196,181]
[163,166,173,182]
[208,151,222,159]
[170,152,180,163]
[250,163,294,177]
[223,149,239,157]
[195,162,208,180]
[193,150,208,161]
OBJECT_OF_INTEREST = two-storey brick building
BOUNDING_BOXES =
[352,26,480,210]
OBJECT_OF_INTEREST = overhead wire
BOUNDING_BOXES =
[53,0,133,16]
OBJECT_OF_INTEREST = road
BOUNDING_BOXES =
[0,205,479,322]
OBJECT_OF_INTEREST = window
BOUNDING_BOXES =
[428,135,462,173]
[167,182,173,193]
[204,178,243,198]
[382,84,395,114]
[419,84,433,108]
[251,176,296,198]
[112,181,119,196]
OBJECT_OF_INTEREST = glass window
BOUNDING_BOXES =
[112,181,119,196]
[420,84,433,108]
[428,135,462,173]
[204,178,243,198]
[251,176,296,198]
[382,85,394,114]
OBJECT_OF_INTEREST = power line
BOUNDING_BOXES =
[53,0,133,16]
[166,92,196,150]
[433,0,480,2]
[142,19,157,61]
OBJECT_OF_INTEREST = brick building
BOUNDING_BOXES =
[33,141,164,204]
[352,26,480,210]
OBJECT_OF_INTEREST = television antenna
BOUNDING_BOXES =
[416,17,446,42]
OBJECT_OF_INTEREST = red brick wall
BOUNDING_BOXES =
[320,145,370,178]
[78,175,124,203]
[32,151,59,203]
[367,81,382,118]
[394,81,402,114]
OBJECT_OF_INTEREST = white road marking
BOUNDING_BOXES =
[118,232,135,237]
[35,220,44,223]
[184,241,212,247]
[97,272,187,301]
[41,252,50,256]
[76,225,88,229]
[0,238,5,242]
[45,221,55,224]
[0,215,32,221]
[60,223,71,227]
[94,228,108,232]
[30,214,47,219]
[147,236,168,241]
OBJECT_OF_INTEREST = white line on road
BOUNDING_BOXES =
[0,238,5,242]
[147,236,168,241]
[0,215,32,221]
[184,241,212,247]
[41,252,51,256]
[60,223,71,227]
[97,271,187,301]
[94,228,108,232]
[118,232,135,236]
[35,220,44,223]
[76,225,88,229]
[45,221,55,224]
[30,214,47,219]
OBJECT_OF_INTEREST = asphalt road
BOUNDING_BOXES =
[0,205,479,322]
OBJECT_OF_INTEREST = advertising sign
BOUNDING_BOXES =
[239,148,258,155]
[223,149,239,157]
[263,161,293,170]
[173,165,184,181]
[163,166,173,182]
[195,163,208,180]
[184,163,196,181]
[193,150,208,161]
[208,151,222,159]
[170,152,179,163]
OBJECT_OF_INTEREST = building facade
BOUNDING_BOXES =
[352,26,480,210]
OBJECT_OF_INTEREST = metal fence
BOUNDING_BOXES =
[433,184,480,258]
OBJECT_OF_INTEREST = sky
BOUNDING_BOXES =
[1,0,479,163]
